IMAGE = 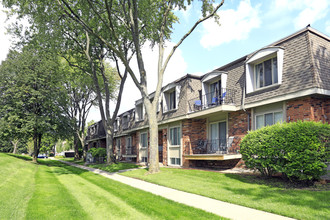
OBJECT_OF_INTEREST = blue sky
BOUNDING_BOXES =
[1,0,329,122]
[172,0,330,74]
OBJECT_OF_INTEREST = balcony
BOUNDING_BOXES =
[188,88,236,113]
[123,146,137,158]
[184,138,241,161]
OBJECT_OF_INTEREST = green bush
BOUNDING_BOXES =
[88,147,106,158]
[240,121,329,182]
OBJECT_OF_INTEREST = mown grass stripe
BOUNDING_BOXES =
[25,162,89,220]
[0,154,36,219]
[0,154,222,220]
[59,161,222,220]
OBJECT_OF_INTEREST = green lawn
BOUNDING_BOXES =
[121,168,330,220]
[0,153,222,219]
[60,157,140,172]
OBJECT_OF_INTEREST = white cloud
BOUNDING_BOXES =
[200,0,261,49]
[270,0,329,29]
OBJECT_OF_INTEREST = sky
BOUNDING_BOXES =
[1,0,329,123]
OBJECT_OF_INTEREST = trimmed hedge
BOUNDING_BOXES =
[240,121,329,182]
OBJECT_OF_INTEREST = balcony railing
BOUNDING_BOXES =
[192,139,228,154]
[126,146,136,155]
[188,88,236,112]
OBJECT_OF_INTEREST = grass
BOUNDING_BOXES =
[121,167,330,220]
[59,157,141,172]
[0,153,223,219]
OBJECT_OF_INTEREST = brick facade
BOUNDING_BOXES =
[286,96,330,123]
[228,110,251,153]
[181,119,207,167]
[161,129,168,166]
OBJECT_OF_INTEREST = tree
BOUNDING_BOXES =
[60,57,97,160]
[56,0,224,173]
[3,1,130,164]
[3,0,224,172]
[0,48,72,162]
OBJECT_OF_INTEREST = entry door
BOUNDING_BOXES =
[209,121,227,153]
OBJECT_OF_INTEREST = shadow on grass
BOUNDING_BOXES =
[7,153,89,176]
[7,153,32,161]
[222,173,330,219]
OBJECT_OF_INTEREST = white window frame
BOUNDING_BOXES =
[255,111,283,130]
[169,126,181,146]
[168,125,182,166]
[201,72,227,106]
[135,103,144,121]
[140,132,148,149]
[246,47,284,93]
[162,84,181,113]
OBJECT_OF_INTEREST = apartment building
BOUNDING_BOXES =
[86,26,330,169]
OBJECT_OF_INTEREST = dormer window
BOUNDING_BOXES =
[135,103,144,121]
[201,71,227,107]
[246,47,284,93]
[255,57,278,89]
[162,83,181,112]
[114,118,119,131]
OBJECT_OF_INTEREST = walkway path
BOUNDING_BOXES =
[59,160,294,220]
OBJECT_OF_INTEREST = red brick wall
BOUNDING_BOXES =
[228,110,251,153]
[181,119,207,167]
[286,96,330,123]
[162,129,168,166]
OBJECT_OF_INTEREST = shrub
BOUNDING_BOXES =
[240,121,329,182]
[88,147,106,158]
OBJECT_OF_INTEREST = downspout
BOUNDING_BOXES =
[242,61,251,131]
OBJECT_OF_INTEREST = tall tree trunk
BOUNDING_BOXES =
[146,104,160,173]
[32,133,42,163]
[74,133,80,160]
[12,139,19,154]
[105,126,115,164]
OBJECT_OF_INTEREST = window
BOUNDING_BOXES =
[135,103,144,121]
[170,158,180,165]
[114,119,119,131]
[209,121,227,153]
[255,57,278,89]
[162,84,181,112]
[169,90,176,110]
[256,111,283,129]
[122,114,130,130]
[169,127,181,146]
[140,132,148,148]
[116,139,121,149]
[246,47,284,93]
[116,139,121,154]
[209,80,221,102]
[141,157,148,162]
[164,89,176,111]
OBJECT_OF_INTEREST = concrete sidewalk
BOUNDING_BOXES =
[59,160,294,220]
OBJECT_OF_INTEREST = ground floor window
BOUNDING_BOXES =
[256,111,283,129]
[169,127,181,146]
[170,157,180,165]
[141,157,147,162]
[140,132,148,148]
